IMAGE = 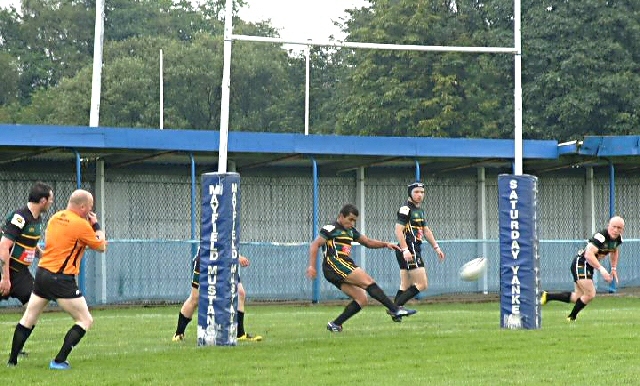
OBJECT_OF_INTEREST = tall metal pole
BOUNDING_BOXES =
[218,0,234,173]
[513,0,523,175]
[89,0,105,128]
[160,49,164,130]
[304,41,311,135]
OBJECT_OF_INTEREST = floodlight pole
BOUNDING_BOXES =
[89,0,105,303]
[89,0,104,128]
[304,41,311,136]
[160,49,164,130]
[218,0,234,173]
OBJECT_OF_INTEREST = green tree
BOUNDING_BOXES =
[522,0,640,139]
[0,52,19,105]
[333,0,512,138]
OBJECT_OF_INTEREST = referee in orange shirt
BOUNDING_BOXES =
[7,189,107,369]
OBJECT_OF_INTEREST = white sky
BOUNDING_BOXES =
[1,0,369,41]
[238,0,369,41]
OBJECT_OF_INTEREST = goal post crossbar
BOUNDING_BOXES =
[231,34,517,54]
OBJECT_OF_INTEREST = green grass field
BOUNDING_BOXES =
[1,296,639,385]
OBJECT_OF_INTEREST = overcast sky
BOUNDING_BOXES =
[238,0,368,41]
[1,0,369,41]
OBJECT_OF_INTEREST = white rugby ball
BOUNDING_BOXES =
[459,257,487,282]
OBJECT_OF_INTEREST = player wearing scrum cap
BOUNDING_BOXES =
[390,182,445,322]
[541,216,624,322]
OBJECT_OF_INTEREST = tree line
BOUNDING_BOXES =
[1,0,639,140]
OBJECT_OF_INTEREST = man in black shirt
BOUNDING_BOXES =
[0,182,54,305]
[541,216,624,321]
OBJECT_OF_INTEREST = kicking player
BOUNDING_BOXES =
[306,203,416,332]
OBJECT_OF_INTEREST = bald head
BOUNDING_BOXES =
[67,189,94,217]
[608,216,625,239]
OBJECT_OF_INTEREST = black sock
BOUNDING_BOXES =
[175,312,192,335]
[54,324,86,363]
[547,291,572,303]
[568,298,587,319]
[8,323,33,364]
[334,301,362,326]
[365,283,397,312]
[395,285,420,306]
[237,311,245,337]
[393,290,403,305]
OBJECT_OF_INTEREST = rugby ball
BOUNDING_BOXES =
[459,257,487,282]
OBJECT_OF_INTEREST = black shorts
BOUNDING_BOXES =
[0,265,34,305]
[33,267,82,300]
[395,247,424,270]
[191,254,241,290]
[191,253,200,289]
[570,255,594,282]
[322,256,358,290]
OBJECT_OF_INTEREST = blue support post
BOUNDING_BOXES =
[311,157,320,303]
[190,153,198,257]
[73,150,86,295]
[608,161,617,293]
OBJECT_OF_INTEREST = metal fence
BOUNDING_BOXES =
[2,239,637,307]
[1,164,639,307]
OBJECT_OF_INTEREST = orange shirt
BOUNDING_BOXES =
[39,209,106,275]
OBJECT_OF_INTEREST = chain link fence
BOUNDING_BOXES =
[1,162,639,307]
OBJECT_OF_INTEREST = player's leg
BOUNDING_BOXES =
[346,268,415,318]
[395,267,427,306]
[174,253,200,341]
[542,256,581,305]
[237,282,262,342]
[8,270,34,357]
[174,287,199,341]
[237,282,246,336]
[327,283,368,331]
[568,279,594,320]
[52,296,93,368]
[393,249,410,303]
[7,293,48,366]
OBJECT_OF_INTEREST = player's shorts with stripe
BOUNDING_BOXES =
[322,255,358,289]
[0,263,34,305]
[394,248,424,270]
[570,255,594,282]
[33,267,82,300]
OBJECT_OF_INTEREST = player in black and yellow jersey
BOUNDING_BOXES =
[391,182,445,321]
[307,204,416,332]
[0,182,54,305]
[541,216,624,321]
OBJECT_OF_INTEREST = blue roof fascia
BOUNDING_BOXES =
[0,124,560,159]
[580,136,640,157]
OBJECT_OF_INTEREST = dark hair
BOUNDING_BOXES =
[28,182,53,203]
[339,204,359,218]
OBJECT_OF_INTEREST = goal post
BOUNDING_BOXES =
[209,0,529,334]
